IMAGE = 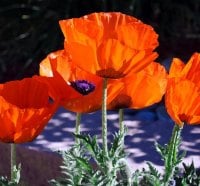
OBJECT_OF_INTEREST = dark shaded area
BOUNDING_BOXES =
[0,0,200,82]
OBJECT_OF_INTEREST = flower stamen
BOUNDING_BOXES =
[69,80,95,95]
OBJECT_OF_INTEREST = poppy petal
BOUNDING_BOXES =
[65,42,100,75]
[96,39,136,78]
[108,62,167,109]
[128,62,167,108]
[59,18,103,45]
[0,78,50,108]
[59,12,158,79]
[34,75,81,104]
[165,79,200,125]
[117,23,159,50]
[182,53,200,84]
[0,78,58,143]
[169,58,185,77]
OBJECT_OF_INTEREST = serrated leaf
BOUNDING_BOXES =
[146,161,161,179]
[75,157,92,171]
[154,141,167,159]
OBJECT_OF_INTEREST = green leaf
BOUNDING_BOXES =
[75,157,92,171]
[154,141,167,159]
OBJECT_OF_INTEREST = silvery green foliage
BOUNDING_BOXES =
[49,139,111,186]
[50,129,134,186]
[130,125,186,186]
[0,164,21,186]
[174,161,200,186]
[50,125,200,186]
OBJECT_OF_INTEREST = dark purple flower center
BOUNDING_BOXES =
[70,80,95,95]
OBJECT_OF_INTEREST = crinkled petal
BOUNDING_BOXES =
[0,78,58,143]
[116,23,158,50]
[165,79,200,125]
[59,12,159,79]
[65,42,100,75]
[0,78,50,109]
[169,58,185,77]
[183,53,200,84]
[59,18,103,45]
[108,62,167,109]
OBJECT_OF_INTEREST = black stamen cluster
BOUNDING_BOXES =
[70,80,95,95]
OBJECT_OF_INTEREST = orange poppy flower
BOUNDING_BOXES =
[0,77,58,143]
[59,12,158,79]
[39,50,123,113]
[165,53,200,126]
[108,62,167,109]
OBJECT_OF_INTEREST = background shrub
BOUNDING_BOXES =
[0,0,199,82]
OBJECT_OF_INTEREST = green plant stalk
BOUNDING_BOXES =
[75,112,82,182]
[75,112,82,145]
[119,108,124,146]
[10,143,16,182]
[119,109,124,133]
[102,78,108,157]
[164,124,182,185]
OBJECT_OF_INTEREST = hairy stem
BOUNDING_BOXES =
[75,112,82,145]
[10,143,16,182]
[119,108,125,147]
[102,78,108,157]
[164,124,182,185]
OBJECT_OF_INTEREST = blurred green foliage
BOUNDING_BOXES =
[0,0,199,82]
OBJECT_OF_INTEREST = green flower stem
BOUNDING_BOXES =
[119,109,124,133]
[164,124,182,185]
[75,113,82,185]
[119,108,124,146]
[75,112,82,145]
[102,78,108,157]
[10,143,16,182]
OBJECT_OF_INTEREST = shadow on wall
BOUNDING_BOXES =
[23,106,200,169]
